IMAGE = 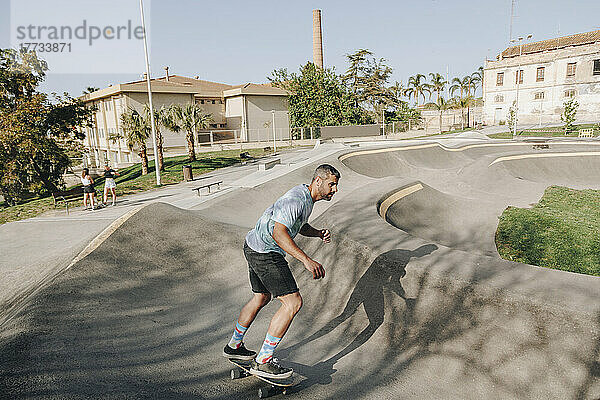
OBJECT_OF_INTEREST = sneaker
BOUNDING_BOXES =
[223,343,256,361]
[250,358,293,379]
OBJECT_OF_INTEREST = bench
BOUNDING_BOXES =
[192,180,223,196]
[258,158,281,171]
[579,128,594,138]
[52,186,93,214]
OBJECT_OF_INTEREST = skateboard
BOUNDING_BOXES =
[228,358,298,398]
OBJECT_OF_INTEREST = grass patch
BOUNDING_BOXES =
[0,147,278,225]
[496,186,600,276]
[488,123,598,139]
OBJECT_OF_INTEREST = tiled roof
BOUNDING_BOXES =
[501,30,600,59]
[121,75,233,93]
[80,76,287,102]
[223,83,289,97]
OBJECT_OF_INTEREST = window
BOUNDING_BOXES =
[594,59,600,76]
[534,92,544,100]
[494,94,504,103]
[212,100,216,104]
[515,70,523,84]
[199,100,205,104]
[496,72,504,86]
[566,62,576,77]
[564,89,576,98]
[536,67,545,82]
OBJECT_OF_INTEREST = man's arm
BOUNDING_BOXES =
[299,223,331,243]
[273,222,325,279]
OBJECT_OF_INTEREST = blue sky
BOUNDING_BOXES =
[2,0,600,99]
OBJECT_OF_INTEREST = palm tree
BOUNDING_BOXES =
[119,108,150,175]
[428,72,447,104]
[426,96,450,133]
[143,104,169,171]
[449,95,474,130]
[471,66,484,97]
[404,74,431,108]
[164,103,212,162]
[450,76,477,127]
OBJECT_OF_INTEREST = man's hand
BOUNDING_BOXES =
[320,229,331,243]
[304,258,325,279]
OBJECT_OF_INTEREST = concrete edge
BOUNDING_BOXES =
[0,205,146,330]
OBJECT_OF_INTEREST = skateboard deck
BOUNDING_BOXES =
[228,358,298,398]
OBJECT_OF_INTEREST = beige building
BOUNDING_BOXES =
[224,83,290,143]
[483,30,600,126]
[80,72,288,167]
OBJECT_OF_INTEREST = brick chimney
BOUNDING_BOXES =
[312,9,323,68]
[164,66,170,81]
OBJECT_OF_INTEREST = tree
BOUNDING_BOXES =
[428,72,447,104]
[561,98,579,134]
[341,50,398,121]
[450,95,474,130]
[119,108,150,175]
[270,62,369,128]
[471,67,484,97]
[0,48,93,204]
[0,48,47,111]
[82,87,100,95]
[144,104,169,171]
[450,76,477,127]
[342,49,373,104]
[507,100,517,133]
[164,103,212,161]
[425,96,450,133]
[404,74,431,108]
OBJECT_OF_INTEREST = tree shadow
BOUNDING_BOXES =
[279,245,437,388]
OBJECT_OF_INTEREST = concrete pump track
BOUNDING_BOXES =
[1,139,599,399]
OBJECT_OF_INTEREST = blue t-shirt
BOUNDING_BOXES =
[246,184,314,255]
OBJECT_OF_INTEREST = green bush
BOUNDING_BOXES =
[496,186,600,276]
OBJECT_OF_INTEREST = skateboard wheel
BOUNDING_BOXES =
[258,387,273,398]
[231,369,242,380]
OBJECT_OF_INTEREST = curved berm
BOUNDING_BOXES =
[1,140,599,399]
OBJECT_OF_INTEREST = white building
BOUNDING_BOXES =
[483,30,600,126]
[79,71,289,168]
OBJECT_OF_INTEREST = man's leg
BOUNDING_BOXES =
[255,292,302,364]
[228,292,271,349]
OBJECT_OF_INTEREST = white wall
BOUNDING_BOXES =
[483,43,600,125]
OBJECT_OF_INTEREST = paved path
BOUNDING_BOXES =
[1,137,599,399]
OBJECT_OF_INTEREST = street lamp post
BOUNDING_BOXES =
[510,34,533,137]
[271,110,276,153]
[139,0,161,185]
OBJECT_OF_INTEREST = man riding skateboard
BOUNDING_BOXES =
[223,164,340,379]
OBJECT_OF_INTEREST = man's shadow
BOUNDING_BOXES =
[281,244,438,388]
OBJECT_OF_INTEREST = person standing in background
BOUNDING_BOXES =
[81,168,97,210]
[103,164,120,206]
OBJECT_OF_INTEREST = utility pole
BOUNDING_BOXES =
[271,110,276,153]
[509,0,516,42]
[139,0,161,185]
[511,34,533,137]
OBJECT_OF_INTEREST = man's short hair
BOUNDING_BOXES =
[312,164,340,182]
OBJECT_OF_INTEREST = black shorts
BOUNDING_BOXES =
[243,241,299,298]
[83,185,95,194]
